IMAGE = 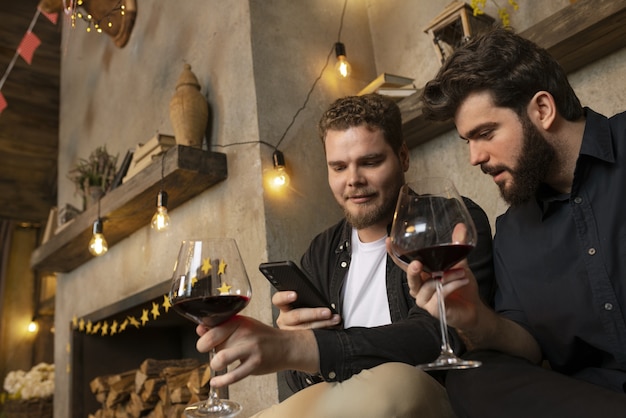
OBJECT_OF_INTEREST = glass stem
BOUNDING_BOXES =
[434,273,454,355]
[200,349,224,412]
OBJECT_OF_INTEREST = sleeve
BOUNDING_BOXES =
[463,197,496,307]
[312,308,447,382]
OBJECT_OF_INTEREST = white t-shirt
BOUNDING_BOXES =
[341,228,391,328]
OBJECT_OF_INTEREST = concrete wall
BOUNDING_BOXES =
[52,1,626,416]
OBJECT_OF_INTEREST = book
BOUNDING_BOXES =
[123,134,176,183]
[358,73,415,96]
[132,134,176,162]
[376,87,418,100]
[109,149,134,191]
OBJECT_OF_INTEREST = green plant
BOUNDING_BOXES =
[67,145,119,196]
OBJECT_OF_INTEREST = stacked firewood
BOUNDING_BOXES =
[88,358,210,418]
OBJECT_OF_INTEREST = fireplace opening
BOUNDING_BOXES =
[70,280,205,417]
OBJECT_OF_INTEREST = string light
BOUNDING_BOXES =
[211,0,349,194]
[151,153,171,232]
[334,42,352,78]
[89,198,108,256]
[68,0,126,33]
[27,318,38,333]
[89,218,108,256]
[264,150,291,191]
[151,191,170,231]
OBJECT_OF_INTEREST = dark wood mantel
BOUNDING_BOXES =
[30,146,227,273]
[400,0,626,149]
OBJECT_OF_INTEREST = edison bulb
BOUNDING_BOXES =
[335,55,352,78]
[151,191,171,231]
[334,42,352,78]
[28,320,38,333]
[152,206,171,231]
[89,219,108,256]
[270,166,290,189]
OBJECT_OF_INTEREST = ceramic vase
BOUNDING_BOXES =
[169,64,209,148]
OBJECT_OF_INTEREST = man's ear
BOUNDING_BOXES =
[528,91,557,130]
[399,143,410,172]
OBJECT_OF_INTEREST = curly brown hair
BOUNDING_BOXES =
[318,93,404,154]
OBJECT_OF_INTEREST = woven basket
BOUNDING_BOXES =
[3,397,53,418]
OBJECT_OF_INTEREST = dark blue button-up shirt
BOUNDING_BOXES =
[494,108,626,392]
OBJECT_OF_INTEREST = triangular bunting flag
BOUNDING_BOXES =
[40,10,59,25]
[0,92,7,114]
[18,31,41,65]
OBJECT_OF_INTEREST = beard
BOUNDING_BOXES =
[491,115,556,206]
[343,182,402,229]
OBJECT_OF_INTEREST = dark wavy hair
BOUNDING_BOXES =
[421,27,583,122]
[318,93,404,153]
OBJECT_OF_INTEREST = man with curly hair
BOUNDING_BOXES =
[194,93,495,417]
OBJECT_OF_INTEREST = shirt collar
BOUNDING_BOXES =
[579,107,614,163]
[535,108,612,214]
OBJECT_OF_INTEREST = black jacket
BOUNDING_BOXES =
[286,197,496,392]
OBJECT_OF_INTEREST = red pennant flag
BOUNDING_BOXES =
[40,10,59,25]
[0,92,7,114]
[18,31,41,65]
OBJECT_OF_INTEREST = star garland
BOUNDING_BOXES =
[71,257,235,336]
[71,294,173,336]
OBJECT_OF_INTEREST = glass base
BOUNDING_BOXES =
[418,352,482,371]
[184,399,242,418]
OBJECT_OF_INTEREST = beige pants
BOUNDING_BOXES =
[250,362,457,418]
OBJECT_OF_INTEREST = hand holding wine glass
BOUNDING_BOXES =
[169,238,252,418]
[390,177,481,371]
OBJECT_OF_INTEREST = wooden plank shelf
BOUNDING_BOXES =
[30,145,228,273]
[400,0,626,149]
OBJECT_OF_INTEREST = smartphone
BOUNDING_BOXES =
[259,261,338,314]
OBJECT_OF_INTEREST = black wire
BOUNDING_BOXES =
[216,0,348,152]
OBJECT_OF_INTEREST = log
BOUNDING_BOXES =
[139,358,201,376]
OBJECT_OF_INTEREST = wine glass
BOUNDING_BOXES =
[169,238,252,418]
[390,177,481,371]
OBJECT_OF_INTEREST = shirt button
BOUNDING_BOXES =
[340,261,348,268]
[588,248,596,255]
[605,303,614,311]
[305,378,313,384]
[328,371,336,379]
[331,303,336,310]
[573,196,582,204]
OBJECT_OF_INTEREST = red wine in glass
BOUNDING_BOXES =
[397,244,474,273]
[174,295,251,327]
[390,178,481,371]
[169,238,252,418]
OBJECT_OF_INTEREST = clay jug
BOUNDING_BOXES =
[169,64,208,148]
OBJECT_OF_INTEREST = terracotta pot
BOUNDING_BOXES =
[169,64,209,148]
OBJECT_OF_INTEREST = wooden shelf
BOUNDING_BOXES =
[30,145,228,273]
[399,0,626,148]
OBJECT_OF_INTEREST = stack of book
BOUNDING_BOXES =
[358,73,417,100]
[123,134,176,183]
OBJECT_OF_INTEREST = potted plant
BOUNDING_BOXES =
[68,145,119,210]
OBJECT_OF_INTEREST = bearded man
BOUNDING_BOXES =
[193,93,495,417]
[410,27,626,418]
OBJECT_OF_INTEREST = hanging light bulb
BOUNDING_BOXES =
[334,42,352,78]
[89,218,108,256]
[151,190,171,231]
[267,150,290,191]
[28,318,38,333]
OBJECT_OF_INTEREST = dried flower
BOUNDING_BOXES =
[67,145,119,197]
[2,363,55,400]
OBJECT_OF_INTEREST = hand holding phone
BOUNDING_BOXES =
[259,261,338,314]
